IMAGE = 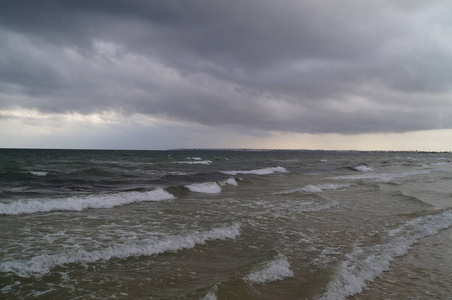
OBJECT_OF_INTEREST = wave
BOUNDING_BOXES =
[430,161,451,166]
[27,171,48,176]
[185,182,222,194]
[175,160,212,165]
[320,209,452,300]
[0,188,175,215]
[185,178,238,194]
[70,167,115,177]
[332,169,431,182]
[245,253,294,284]
[221,166,288,176]
[0,223,240,278]
[218,177,238,187]
[201,285,218,300]
[352,164,373,172]
[298,198,338,213]
[276,183,350,195]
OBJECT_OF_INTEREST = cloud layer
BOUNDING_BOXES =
[1,0,452,139]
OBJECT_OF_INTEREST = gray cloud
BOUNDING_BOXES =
[1,0,452,135]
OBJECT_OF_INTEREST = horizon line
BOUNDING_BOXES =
[0,147,450,153]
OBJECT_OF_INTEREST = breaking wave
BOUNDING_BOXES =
[221,166,288,176]
[321,209,452,300]
[175,160,212,165]
[332,169,431,182]
[245,253,294,284]
[352,165,373,172]
[218,177,238,186]
[185,178,238,194]
[28,171,48,176]
[276,183,350,195]
[0,188,175,215]
[185,182,222,194]
[0,223,241,278]
[201,285,218,300]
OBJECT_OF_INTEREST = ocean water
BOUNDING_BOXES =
[1,149,451,299]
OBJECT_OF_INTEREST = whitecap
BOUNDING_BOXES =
[245,253,294,284]
[185,182,222,194]
[175,160,212,165]
[221,166,288,176]
[430,161,450,166]
[0,223,241,278]
[276,183,349,194]
[201,285,218,300]
[186,157,203,160]
[27,171,48,176]
[320,210,452,300]
[218,178,238,187]
[0,188,175,215]
[353,165,373,172]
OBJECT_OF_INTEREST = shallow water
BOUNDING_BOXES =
[1,149,451,299]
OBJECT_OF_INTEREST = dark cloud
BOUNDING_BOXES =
[1,0,452,135]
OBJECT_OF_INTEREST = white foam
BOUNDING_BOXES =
[0,188,175,215]
[276,184,349,194]
[0,223,240,278]
[245,253,294,284]
[28,171,48,176]
[430,161,449,166]
[186,157,203,160]
[218,178,238,187]
[298,200,339,212]
[321,209,452,300]
[201,285,218,300]
[353,165,373,172]
[175,160,212,165]
[185,182,222,194]
[221,166,288,176]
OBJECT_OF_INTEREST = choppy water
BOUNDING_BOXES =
[1,149,451,299]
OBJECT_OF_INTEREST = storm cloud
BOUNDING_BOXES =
[1,0,452,138]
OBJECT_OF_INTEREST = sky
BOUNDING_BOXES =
[1,0,452,151]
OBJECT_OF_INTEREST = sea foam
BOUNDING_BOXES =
[27,171,48,176]
[201,285,218,300]
[0,188,175,215]
[321,209,452,300]
[218,177,238,186]
[245,253,294,284]
[352,165,373,172]
[0,223,241,277]
[185,182,222,194]
[276,183,350,195]
[221,166,288,176]
[175,160,212,165]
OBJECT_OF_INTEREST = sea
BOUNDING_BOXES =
[1,149,451,299]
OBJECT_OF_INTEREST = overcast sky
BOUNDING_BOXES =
[1,0,452,150]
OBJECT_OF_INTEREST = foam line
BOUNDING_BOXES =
[276,183,349,194]
[245,253,294,284]
[0,223,241,277]
[0,188,175,215]
[221,166,288,176]
[321,210,452,299]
